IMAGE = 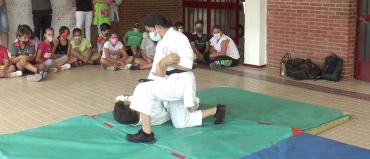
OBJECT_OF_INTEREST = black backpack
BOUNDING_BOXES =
[286,59,322,80]
[322,53,343,82]
[280,52,305,76]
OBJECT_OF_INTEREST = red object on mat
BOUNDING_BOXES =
[291,127,302,136]
[258,122,271,125]
[171,152,185,159]
[103,122,114,128]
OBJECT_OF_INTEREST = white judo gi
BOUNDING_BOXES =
[129,27,203,128]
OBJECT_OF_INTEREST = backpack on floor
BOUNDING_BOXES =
[280,52,305,76]
[286,59,321,80]
[322,53,343,82]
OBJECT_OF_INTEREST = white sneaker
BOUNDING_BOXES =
[60,64,71,71]
[49,67,57,73]
[107,66,115,71]
[122,64,132,70]
[8,70,23,78]
[27,74,42,82]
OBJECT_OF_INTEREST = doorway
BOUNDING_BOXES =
[182,0,241,44]
[355,0,370,81]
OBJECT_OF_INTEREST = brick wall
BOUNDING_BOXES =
[267,0,357,79]
[90,0,183,48]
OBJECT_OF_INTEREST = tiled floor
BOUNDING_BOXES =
[1,63,370,150]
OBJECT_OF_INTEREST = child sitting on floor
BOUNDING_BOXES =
[9,26,46,82]
[97,23,112,54]
[0,45,23,78]
[100,30,133,71]
[70,28,101,65]
[122,23,143,57]
[52,26,74,68]
[35,28,71,73]
[15,25,40,52]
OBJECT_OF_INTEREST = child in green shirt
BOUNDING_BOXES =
[122,23,142,57]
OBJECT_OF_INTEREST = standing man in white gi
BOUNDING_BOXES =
[126,12,227,143]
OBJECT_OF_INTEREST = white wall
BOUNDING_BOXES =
[243,0,267,66]
[2,0,76,48]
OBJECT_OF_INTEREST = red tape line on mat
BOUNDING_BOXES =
[103,122,114,128]
[258,121,271,125]
[171,152,185,159]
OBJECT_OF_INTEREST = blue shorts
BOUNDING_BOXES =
[0,3,9,32]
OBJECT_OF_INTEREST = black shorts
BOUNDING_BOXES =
[126,46,142,58]
[126,46,134,56]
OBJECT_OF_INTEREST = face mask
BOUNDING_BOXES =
[61,33,69,39]
[22,41,29,46]
[149,31,161,41]
[47,36,53,42]
[196,28,203,33]
[178,29,183,33]
[214,33,221,40]
[110,38,118,45]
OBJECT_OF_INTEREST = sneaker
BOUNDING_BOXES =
[209,63,222,70]
[49,67,57,73]
[126,129,156,143]
[8,70,23,78]
[214,104,226,124]
[192,63,198,69]
[129,65,140,70]
[122,64,132,70]
[107,66,116,71]
[61,64,71,71]
[38,70,47,79]
[27,74,43,82]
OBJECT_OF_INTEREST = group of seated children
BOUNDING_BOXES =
[0,23,153,81]
[0,20,240,81]
[173,20,240,69]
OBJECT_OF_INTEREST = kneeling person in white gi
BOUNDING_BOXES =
[126,12,227,143]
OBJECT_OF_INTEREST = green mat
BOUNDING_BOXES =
[196,87,349,132]
[0,114,293,159]
[0,87,349,159]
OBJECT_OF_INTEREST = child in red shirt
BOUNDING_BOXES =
[35,28,70,72]
[0,45,23,78]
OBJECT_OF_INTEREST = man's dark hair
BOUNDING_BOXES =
[59,26,70,35]
[100,23,112,31]
[144,12,172,28]
[175,22,184,28]
[194,20,204,26]
[113,101,139,124]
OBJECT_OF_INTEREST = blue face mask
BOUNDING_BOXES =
[149,31,161,41]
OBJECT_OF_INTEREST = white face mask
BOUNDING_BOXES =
[149,30,161,41]
[213,33,221,40]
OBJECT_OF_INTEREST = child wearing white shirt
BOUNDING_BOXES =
[100,30,133,71]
